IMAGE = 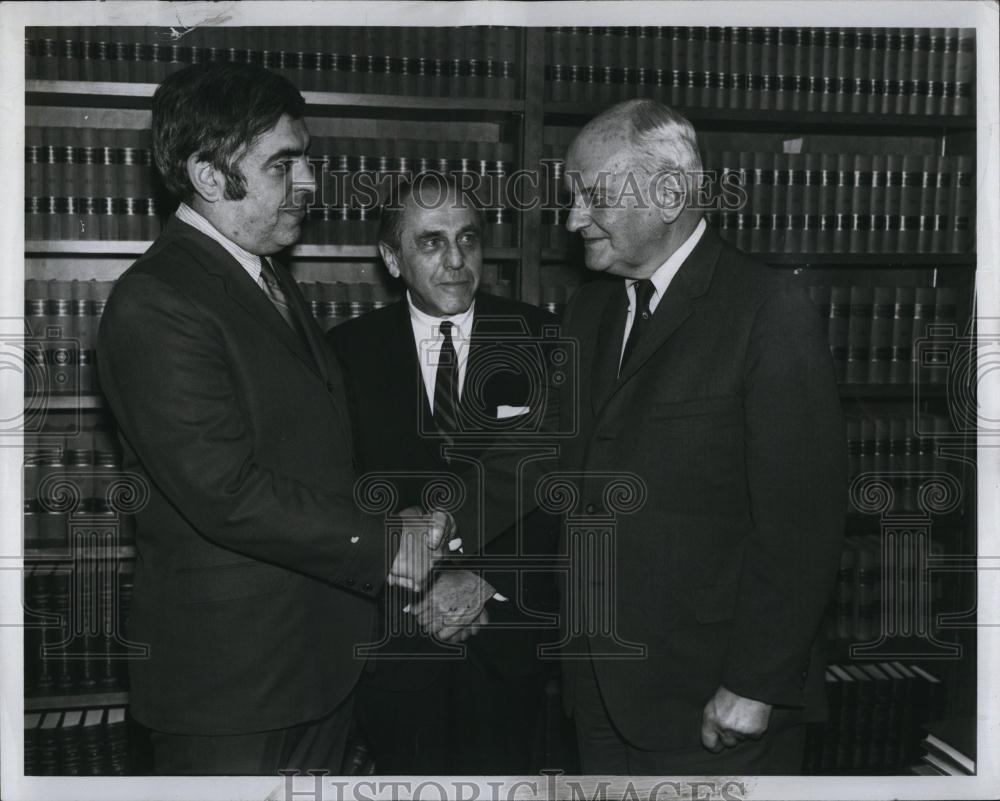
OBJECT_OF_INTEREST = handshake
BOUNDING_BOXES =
[387,508,493,643]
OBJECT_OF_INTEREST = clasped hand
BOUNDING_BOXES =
[387,507,461,593]
[407,570,493,643]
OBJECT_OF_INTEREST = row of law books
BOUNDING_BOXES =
[845,412,960,488]
[825,534,947,646]
[296,278,514,332]
[26,26,520,98]
[807,284,959,384]
[25,126,160,241]
[24,706,130,776]
[26,200,517,246]
[25,279,113,397]
[298,207,518,247]
[802,661,945,774]
[544,27,975,116]
[22,277,515,398]
[702,150,975,255]
[23,561,135,697]
[23,432,135,547]
[541,149,975,255]
[26,128,516,192]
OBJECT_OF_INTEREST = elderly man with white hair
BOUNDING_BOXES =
[556,98,847,775]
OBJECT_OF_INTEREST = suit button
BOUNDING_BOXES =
[363,582,373,591]
[585,503,596,514]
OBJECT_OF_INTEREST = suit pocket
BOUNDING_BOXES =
[647,395,741,420]
[174,560,289,604]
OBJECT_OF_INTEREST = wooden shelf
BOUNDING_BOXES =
[26,80,524,116]
[25,691,129,712]
[544,101,976,132]
[26,241,522,261]
[540,249,975,266]
[838,384,947,400]
[26,394,105,410]
[24,545,136,561]
[758,253,976,267]
[542,245,976,267]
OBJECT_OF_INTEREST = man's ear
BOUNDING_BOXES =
[187,154,223,203]
[652,169,687,225]
[379,242,401,279]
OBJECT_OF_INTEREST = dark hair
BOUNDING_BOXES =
[152,62,306,201]
[377,173,485,253]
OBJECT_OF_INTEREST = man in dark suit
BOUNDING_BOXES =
[557,99,847,774]
[330,176,560,774]
[96,62,454,775]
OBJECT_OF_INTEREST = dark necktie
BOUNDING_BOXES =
[620,279,656,375]
[259,256,299,333]
[434,321,460,433]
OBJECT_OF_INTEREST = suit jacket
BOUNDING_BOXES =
[558,229,847,751]
[96,217,387,736]
[329,293,561,688]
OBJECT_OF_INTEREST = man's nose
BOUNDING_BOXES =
[290,157,317,204]
[444,240,464,270]
[566,201,591,233]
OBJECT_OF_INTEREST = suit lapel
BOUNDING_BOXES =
[591,282,628,415]
[595,228,724,408]
[383,301,447,467]
[271,258,329,383]
[168,218,321,379]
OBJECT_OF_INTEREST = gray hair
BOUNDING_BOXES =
[586,98,703,178]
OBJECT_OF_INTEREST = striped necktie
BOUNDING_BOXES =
[258,256,299,332]
[434,321,460,434]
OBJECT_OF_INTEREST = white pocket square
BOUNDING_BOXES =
[497,405,530,419]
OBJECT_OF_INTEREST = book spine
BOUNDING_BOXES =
[868,286,895,384]
[898,153,924,253]
[889,286,916,384]
[784,153,804,253]
[883,153,903,254]
[833,153,853,253]
[917,154,936,253]
[953,29,974,116]
[950,154,973,253]
[846,285,874,384]
[931,154,952,253]
[850,153,872,254]
[828,284,851,382]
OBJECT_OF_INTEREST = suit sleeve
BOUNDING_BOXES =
[97,273,388,596]
[451,315,562,598]
[721,286,847,707]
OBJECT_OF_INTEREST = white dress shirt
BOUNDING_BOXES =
[407,293,476,413]
[620,218,707,365]
[175,203,267,288]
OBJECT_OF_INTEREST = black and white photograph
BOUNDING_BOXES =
[0,2,997,800]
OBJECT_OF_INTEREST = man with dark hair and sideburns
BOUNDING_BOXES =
[97,61,457,775]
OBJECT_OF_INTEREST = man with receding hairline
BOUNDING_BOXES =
[557,98,846,774]
[330,176,560,774]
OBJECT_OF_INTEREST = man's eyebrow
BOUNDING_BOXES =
[263,145,309,165]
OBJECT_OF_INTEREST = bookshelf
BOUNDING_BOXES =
[22,24,978,777]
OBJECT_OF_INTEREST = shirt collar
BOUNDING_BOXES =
[406,292,476,340]
[175,202,264,284]
[628,217,707,303]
